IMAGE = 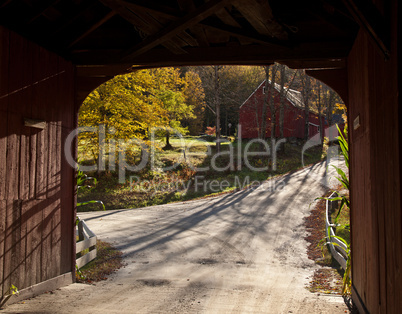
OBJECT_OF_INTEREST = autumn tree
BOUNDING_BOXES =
[181,71,206,135]
[78,67,196,165]
[79,70,167,167]
[156,88,194,150]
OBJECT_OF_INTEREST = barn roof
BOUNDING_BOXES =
[240,79,305,110]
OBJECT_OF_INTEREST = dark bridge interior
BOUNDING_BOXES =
[0,0,360,68]
[0,1,400,313]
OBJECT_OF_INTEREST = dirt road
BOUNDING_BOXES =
[5,161,349,313]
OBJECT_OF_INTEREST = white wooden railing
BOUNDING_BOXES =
[76,218,97,269]
[326,192,348,270]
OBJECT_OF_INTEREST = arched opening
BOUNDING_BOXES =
[72,64,351,312]
[0,1,400,312]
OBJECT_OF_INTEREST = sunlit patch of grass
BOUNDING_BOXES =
[76,240,123,284]
[78,138,326,211]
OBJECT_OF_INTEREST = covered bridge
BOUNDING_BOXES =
[0,1,400,312]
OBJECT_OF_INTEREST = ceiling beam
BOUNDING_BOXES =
[200,20,289,47]
[76,64,136,78]
[100,0,188,54]
[120,0,232,61]
[27,0,61,24]
[283,59,346,70]
[119,0,284,47]
[50,2,97,37]
[214,7,241,28]
[120,0,181,18]
[71,38,353,66]
[342,0,390,59]
[176,0,196,13]
[233,0,288,40]
[0,0,13,9]
[68,11,117,48]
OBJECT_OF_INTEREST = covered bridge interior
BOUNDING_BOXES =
[0,0,400,312]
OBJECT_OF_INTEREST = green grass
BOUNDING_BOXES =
[76,240,123,284]
[77,137,327,211]
[331,194,350,246]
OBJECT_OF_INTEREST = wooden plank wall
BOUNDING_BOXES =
[0,26,76,295]
[348,6,401,312]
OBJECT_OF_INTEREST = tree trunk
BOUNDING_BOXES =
[260,66,270,140]
[326,90,335,127]
[164,130,173,150]
[214,66,221,153]
[279,65,286,139]
[318,84,324,147]
[268,65,278,142]
[300,72,311,141]
[225,110,228,136]
[304,104,309,141]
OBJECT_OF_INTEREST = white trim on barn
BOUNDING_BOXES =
[239,80,266,109]
[240,79,305,110]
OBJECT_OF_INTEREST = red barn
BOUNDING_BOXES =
[239,80,325,140]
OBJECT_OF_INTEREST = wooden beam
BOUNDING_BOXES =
[120,0,232,61]
[100,0,188,54]
[117,1,245,47]
[284,59,346,70]
[120,0,181,19]
[233,0,288,40]
[0,0,13,9]
[50,2,97,37]
[76,64,133,77]
[191,25,209,47]
[27,0,61,24]
[68,11,117,48]
[71,38,352,66]
[131,10,190,52]
[215,7,241,28]
[176,0,196,13]
[342,0,390,59]
[199,20,289,48]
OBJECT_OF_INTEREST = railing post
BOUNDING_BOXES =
[77,220,84,259]
[78,220,84,242]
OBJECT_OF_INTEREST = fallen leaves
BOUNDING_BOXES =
[304,194,343,294]
[76,240,124,284]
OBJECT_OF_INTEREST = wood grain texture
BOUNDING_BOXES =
[24,200,42,287]
[0,200,6,296]
[0,26,76,294]
[0,27,9,201]
[348,25,401,313]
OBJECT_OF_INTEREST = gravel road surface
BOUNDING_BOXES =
[5,160,349,313]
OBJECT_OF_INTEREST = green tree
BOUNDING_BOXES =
[181,71,206,135]
[79,70,167,167]
[156,88,195,149]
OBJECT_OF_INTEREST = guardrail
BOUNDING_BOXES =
[76,217,97,269]
[325,192,348,270]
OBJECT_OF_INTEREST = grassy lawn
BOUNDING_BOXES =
[77,136,327,211]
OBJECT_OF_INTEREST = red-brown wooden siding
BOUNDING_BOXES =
[0,26,76,294]
[239,83,325,139]
[348,26,401,313]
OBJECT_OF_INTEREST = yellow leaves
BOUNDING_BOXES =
[78,67,201,158]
